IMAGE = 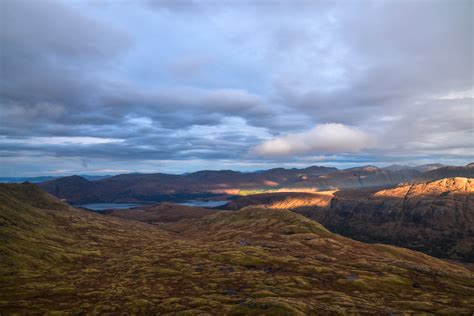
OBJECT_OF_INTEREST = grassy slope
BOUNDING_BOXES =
[1,183,474,314]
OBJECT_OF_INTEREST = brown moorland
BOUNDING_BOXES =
[104,202,218,224]
[1,183,473,314]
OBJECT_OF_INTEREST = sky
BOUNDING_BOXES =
[0,0,473,176]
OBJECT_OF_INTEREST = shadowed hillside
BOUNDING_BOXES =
[104,202,218,224]
[421,164,474,181]
[319,177,474,262]
[1,183,474,314]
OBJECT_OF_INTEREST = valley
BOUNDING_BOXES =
[3,1,471,314]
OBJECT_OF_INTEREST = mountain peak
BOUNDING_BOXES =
[346,165,380,172]
[382,164,411,171]
[0,182,71,211]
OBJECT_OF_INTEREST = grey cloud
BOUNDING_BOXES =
[81,159,88,168]
[271,0,472,124]
[145,0,200,13]
[2,0,129,59]
[167,56,212,78]
[381,97,474,155]
[0,0,132,141]
[96,85,274,129]
[0,0,472,175]
[0,129,253,162]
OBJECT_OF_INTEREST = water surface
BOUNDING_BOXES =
[175,200,228,208]
[79,200,227,210]
[78,203,142,210]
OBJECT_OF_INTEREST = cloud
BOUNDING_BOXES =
[251,124,377,158]
[1,0,129,59]
[145,0,200,13]
[0,0,472,175]
[167,56,212,78]
[0,0,132,140]
[81,159,88,168]
[378,97,474,158]
[268,0,471,124]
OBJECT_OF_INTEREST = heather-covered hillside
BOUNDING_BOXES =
[2,183,474,314]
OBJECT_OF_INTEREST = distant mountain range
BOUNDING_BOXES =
[382,163,445,172]
[37,163,473,204]
[0,175,111,183]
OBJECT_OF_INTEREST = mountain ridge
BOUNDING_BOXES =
[37,163,474,204]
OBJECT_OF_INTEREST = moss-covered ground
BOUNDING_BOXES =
[1,183,473,314]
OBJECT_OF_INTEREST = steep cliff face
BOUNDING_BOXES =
[315,178,474,261]
[222,178,474,262]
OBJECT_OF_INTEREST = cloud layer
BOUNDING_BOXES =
[0,0,472,176]
[252,124,376,158]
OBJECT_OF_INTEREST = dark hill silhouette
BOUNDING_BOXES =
[37,175,99,203]
[104,202,218,223]
[421,164,474,180]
